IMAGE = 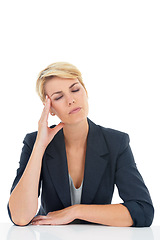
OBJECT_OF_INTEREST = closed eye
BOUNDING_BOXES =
[54,89,80,101]
[72,89,80,92]
[55,95,63,101]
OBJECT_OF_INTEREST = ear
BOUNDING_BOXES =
[49,106,56,116]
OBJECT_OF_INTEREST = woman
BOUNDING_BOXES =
[8,62,154,227]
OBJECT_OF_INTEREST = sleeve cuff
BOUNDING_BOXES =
[121,201,153,227]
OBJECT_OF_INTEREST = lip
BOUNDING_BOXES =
[69,107,81,114]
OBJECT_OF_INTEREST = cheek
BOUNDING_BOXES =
[78,89,87,100]
[80,92,89,112]
[80,91,88,104]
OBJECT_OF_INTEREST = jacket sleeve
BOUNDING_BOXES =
[7,132,42,225]
[115,133,154,227]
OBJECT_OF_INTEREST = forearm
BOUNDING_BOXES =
[75,204,133,227]
[9,141,45,226]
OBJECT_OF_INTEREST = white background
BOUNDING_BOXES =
[0,0,159,225]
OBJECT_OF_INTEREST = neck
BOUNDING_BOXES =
[63,118,89,148]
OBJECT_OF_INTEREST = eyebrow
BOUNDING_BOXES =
[50,82,79,97]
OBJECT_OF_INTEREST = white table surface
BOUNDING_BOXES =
[1,223,160,240]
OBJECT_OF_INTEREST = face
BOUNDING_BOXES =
[44,77,89,125]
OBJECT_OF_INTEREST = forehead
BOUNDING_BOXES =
[45,77,79,93]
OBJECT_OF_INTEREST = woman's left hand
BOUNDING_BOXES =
[31,206,78,225]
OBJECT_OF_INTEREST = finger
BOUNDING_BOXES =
[43,96,51,121]
[39,97,51,123]
[32,218,53,225]
[31,215,48,222]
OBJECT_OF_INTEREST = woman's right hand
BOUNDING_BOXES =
[36,95,64,149]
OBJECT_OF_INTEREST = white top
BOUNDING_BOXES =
[69,174,83,205]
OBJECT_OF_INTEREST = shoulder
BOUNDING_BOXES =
[88,118,130,152]
[91,120,130,152]
[99,125,130,153]
[23,130,38,149]
[99,125,129,139]
[88,118,129,140]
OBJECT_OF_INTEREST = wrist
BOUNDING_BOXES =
[34,139,46,153]
[72,204,82,219]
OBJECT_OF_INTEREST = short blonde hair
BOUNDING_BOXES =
[36,62,87,102]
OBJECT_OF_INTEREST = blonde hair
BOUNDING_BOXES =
[36,62,87,102]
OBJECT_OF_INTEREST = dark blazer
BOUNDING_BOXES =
[8,118,154,227]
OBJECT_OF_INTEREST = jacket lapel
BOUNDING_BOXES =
[45,129,71,208]
[45,118,110,208]
[81,119,110,204]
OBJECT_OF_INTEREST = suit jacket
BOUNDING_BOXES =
[8,118,154,227]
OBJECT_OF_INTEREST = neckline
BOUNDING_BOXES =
[69,174,83,190]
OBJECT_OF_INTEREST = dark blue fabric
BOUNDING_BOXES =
[7,118,154,226]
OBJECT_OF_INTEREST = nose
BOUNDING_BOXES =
[68,99,75,106]
[67,95,75,106]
